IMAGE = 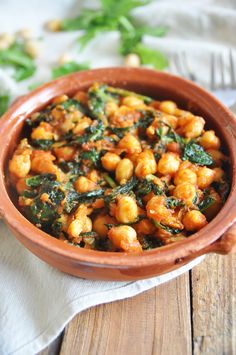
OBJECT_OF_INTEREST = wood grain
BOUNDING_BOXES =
[191,254,236,355]
[59,273,191,355]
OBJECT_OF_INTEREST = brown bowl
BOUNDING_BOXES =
[0,68,236,281]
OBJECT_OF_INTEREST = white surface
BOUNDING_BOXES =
[0,1,235,354]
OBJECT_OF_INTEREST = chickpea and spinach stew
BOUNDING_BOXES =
[9,83,230,253]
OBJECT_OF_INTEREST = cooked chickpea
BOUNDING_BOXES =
[31,151,65,181]
[101,152,121,171]
[174,168,197,186]
[161,115,178,129]
[173,183,197,205]
[115,196,138,223]
[200,130,220,150]
[115,158,134,184]
[53,146,75,161]
[16,177,28,194]
[46,19,62,32]
[108,225,142,253]
[105,102,119,116]
[146,196,172,223]
[93,215,116,238]
[182,210,207,232]
[24,40,41,58]
[74,176,97,193]
[157,152,180,176]
[52,95,68,105]
[135,219,156,235]
[122,96,144,108]
[31,122,54,140]
[159,101,177,115]
[67,216,92,238]
[196,167,215,189]
[118,134,142,154]
[135,150,157,178]
[9,151,31,178]
[213,167,224,182]
[180,115,205,138]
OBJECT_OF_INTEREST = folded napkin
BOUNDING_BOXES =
[0,221,204,355]
[0,0,235,354]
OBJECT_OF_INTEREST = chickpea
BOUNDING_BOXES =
[58,53,71,65]
[146,196,172,223]
[73,117,92,135]
[52,95,68,105]
[24,40,41,58]
[93,215,116,238]
[67,216,92,238]
[157,152,180,176]
[115,196,138,224]
[9,151,31,178]
[105,102,119,117]
[74,176,96,193]
[135,150,157,179]
[122,96,144,108]
[31,151,65,181]
[73,91,88,105]
[16,177,28,194]
[182,210,207,232]
[161,114,178,129]
[173,183,197,205]
[115,158,134,184]
[53,146,75,161]
[108,225,142,253]
[118,134,142,154]
[213,167,224,182]
[159,101,177,115]
[87,170,100,183]
[174,168,197,186]
[31,122,54,140]
[124,53,141,68]
[180,115,205,138]
[200,130,220,150]
[206,149,226,166]
[135,218,156,235]
[46,19,62,32]
[196,167,215,189]
[101,152,121,171]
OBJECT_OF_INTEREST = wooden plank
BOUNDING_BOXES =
[59,273,192,355]
[191,254,236,355]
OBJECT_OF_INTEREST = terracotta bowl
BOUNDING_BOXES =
[0,68,236,281]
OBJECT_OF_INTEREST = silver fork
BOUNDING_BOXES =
[171,50,236,108]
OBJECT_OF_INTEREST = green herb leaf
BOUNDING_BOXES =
[26,174,56,188]
[182,141,213,166]
[52,61,90,79]
[198,195,215,212]
[63,188,104,213]
[31,139,54,150]
[153,220,182,235]
[104,177,138,205]
[102,173,117,188]
[165,197,183,209]
[0,95,10,116]
[134,43,169,70]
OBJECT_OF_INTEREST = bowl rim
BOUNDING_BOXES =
[1,67,236,268]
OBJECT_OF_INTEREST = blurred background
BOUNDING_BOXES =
[0,0,236,114]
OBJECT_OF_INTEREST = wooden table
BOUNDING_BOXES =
[40,253,235,355]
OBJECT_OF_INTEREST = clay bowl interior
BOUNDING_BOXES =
[0,67,236,280]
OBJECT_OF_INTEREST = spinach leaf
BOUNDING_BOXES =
[141,235,163,250]
[88,83,119,120]
[0,94,10,116]
[63,188,104,213]
[39,181,65,205]
[104,177,138,205]
[107,85,152,104]
[153,221,182,235]
[70,119,105,145]
[102,173,117,188]
[52,61,90,79]
[24,198,59,226]
[26,174,56,188]
[59,98,87,114]
[26,107,53,127]
[31,139,54,150]
[182,141,213,166]
[51,220,63,236]
[198,195,215,212]
[135,178,163,198]
[80,148,101,166]
[165,197,183,209]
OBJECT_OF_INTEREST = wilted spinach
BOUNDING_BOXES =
[182,141,213,166]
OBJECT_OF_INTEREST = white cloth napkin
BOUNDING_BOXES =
[0,0,236,354]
